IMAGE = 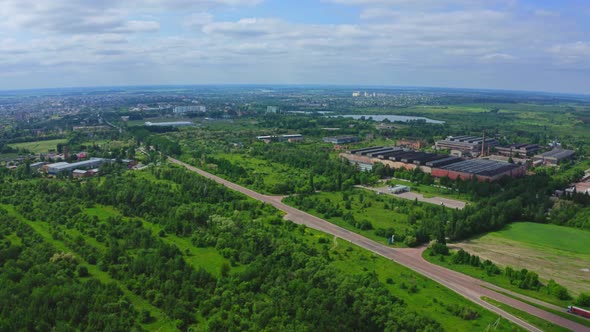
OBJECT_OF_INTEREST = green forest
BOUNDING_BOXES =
[0,164,521,331]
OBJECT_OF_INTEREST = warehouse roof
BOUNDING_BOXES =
[350,146,383,154]
[537,148,575,160]
[49,158,106,170]
[425,156,463,167]
[439,159,520,176]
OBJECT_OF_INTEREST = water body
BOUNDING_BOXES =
[339,114,445,124]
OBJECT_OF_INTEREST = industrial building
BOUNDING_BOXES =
[45,158,108,175]
[533,148,575,166]
[323,135,359,144]
[257,134,303,143]
[431,159,526,181]
[496,143,541,158]
[30,161,46,169]
[173,106,206,113]
[389,185,410,194]
[341,146,525,182]
[144,121,193,127]
[435,135,498,156]
[396,139,425,150]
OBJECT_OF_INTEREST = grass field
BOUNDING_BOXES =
[9,139,67,153]
[481,297,570,332]
[457,222,590,295]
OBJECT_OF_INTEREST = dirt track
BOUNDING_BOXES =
[170,157,589,332]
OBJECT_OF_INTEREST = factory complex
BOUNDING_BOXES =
[44,158,109,175]
[341,146,526,182]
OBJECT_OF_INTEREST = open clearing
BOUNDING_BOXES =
[359,185,467,209]
[457,222,590,295]
[9,139,67,153]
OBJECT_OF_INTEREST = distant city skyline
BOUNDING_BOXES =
[1,0,590,94]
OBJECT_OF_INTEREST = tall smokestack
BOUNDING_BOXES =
[481,130,486,157]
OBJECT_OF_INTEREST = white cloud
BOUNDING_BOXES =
[0,0,587,93]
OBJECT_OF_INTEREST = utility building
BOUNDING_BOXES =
[533,148,575,166]
[323,135,359,144]
[435,135,498,156]
[496,144,541,158]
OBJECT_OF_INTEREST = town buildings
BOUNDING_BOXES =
[340,146,525,182]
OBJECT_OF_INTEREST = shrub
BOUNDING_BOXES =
[575,293,590,307]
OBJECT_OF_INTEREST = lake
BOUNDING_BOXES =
[338,114,444,124]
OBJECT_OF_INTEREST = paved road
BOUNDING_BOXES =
[170,157,589,332]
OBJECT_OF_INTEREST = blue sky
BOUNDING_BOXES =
[1,0,589,93]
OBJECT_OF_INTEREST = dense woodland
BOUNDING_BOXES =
[0,165,450,331]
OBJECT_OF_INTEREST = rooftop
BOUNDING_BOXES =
[439,159,521,177]
[537,148,575,159]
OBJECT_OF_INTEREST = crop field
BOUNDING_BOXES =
[456,222,590,295]
[9,138,67,153]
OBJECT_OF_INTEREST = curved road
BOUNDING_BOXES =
[170,157,589,332]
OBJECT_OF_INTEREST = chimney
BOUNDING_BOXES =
[481,130,486,157]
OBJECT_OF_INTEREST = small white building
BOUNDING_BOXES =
[389,185,410,194]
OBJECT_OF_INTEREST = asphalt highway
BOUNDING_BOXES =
[170,157,590,332]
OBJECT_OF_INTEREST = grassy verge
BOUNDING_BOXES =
[308,232,524,332]
[481,296,571,332]
[483,287,590,328]
[423,249,571,308]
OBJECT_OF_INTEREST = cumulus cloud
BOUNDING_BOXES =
[0,0,587,93]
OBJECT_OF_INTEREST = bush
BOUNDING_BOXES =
[404,236,417,247]
[431,242,449,256]
[575,293,590,307]
[77,265,89,277]
[546,280,571,300]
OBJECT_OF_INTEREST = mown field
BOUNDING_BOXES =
[9,138,67,153]
[456,222,590,296]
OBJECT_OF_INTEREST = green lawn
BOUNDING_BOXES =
[488,222,590,255]
[9,139,67,153]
